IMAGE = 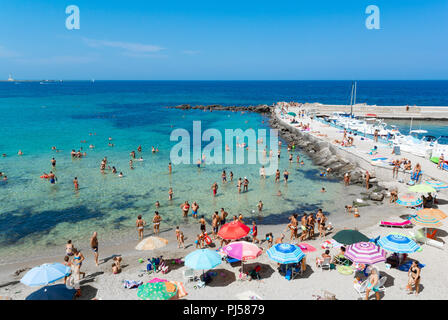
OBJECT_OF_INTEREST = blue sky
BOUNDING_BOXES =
[0,0,447,80]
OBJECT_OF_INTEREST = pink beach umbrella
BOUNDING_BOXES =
[344,242,387,265]
[223,241,262,261]
[223,241,262,272]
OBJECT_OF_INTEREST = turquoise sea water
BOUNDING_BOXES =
[0,81,447,261]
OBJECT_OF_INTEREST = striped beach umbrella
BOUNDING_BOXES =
[223,241,262,261]
[410,213,443,228]
[408,184,437,193]
[267,243,305,264]
[344,242,387,264]
[396,194,423,207]
[425,181,448,190]
[418,208,447,220]
[377,234,420,253]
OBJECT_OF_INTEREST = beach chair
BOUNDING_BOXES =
[379,220,412,228]
[354,279,368,297]
[319,257,331,271]
[426,229,437,239]
[375,276,387,292]
[409,230,444,249]
[225,256,241,265]
[333,255,352,266]
[193,280,206,289]
[183,268,195,282]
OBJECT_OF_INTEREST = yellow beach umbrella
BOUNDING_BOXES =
[418,208,447,220]
[135,236,168,251]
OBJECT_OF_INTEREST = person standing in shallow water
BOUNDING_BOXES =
[136,215,146,240]
[73,177,79,191]
[90,232,99,267]
[211,182,218,197]
[168,162,172,174]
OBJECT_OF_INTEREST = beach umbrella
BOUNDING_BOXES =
[287,112,297,117]
[377,234,420,253]
[25,284,76,300]
[184,249,222,270]
[425,181,448,190]
[137,282,177,300]
[332,230,369,245]
[417,208,447,220]
[410,213,443,228]
[223,241,262,273]
[267,243,305,264]
[135,236,168,251]
[345,242,386,264]
[396,194,423,207]
[223,241,262,261]
[408,184,436,193]
[21,263,71,287]
[218,221,250,240]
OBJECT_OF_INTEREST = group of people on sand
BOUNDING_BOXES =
[285,210,330,242]
[63,232,122,297]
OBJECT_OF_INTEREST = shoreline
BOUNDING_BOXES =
[2,102,448,300]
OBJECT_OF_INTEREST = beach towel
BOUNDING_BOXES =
[397,260,425,272]
[124,280,143,289]
[148,278,167,283]
[170,281,188,298]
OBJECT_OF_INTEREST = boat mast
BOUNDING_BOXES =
[349,81,354,116]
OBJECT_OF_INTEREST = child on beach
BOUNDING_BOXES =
[265,233,273,248]
[251,221,259,244]
[195,234,201,248]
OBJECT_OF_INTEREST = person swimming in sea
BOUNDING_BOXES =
[48,171,57,184]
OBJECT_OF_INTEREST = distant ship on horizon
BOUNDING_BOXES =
[7,73,14,81]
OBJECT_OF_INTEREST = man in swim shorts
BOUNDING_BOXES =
[220,208,228,227]
[90,232,99,267]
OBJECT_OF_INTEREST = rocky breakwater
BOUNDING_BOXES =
[166,104,272,114]
[269,115,389,201]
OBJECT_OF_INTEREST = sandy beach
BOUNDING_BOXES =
[2,103,448,300]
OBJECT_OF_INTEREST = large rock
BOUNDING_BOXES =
[369,192,384,201]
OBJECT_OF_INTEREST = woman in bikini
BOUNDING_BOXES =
[153,211,162,236]
[136,215,146,240]
[181,201,190,217]
[72,248,86,281]
[406,260,421,295]
[65,240,74,256]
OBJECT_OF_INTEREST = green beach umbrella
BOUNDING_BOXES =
[332,230,369,245]
[137,282,177,300]
[408,185,437,193]
[287,112,297,116]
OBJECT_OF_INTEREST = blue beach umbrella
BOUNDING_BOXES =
[425,181,448,190]
[184,249,222,270]
[25,284,76,300]
[377,234,421,254]
[267,243,305,264]
[21,263,71,287]
[396,194,423,207]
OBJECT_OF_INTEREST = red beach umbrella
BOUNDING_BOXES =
[218,221,250,240]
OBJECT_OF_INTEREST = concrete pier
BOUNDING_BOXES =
[302,103,448,120]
